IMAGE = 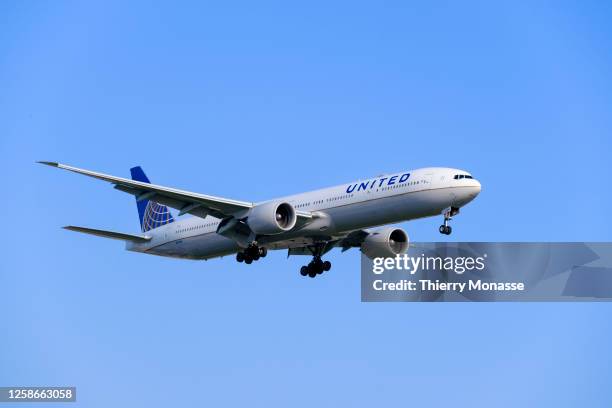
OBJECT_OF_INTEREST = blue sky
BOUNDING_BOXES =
[1,1,611,406]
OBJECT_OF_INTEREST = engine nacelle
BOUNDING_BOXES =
[360,227,409,260]
[246,201,297,235]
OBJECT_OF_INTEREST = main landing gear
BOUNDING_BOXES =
[300,257,332,278]
[299,244,332,278]
[439,207,459,235]
[236,242,267,264]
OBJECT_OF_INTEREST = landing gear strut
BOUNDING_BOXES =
[439,207,459,235]
[299,244,332,278]
[236,242,267,264]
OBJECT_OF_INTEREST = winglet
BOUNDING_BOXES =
[37,161,59,167]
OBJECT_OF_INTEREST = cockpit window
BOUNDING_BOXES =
[454,174,473,180]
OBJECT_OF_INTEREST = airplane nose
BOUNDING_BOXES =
[472,180,481,196]
[467,180,481,199]
[452,177,481,207]
[459,180,481,205]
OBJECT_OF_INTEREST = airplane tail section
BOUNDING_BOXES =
[130,166,174,232]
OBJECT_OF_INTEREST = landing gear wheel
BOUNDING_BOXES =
[308,268,317,278]
[322,261,331,272]
[439,225,452,235]
[300,266,308,276]
[310,258,324,275]
[237,243,266,265]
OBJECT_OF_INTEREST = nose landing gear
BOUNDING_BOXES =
[236,242,267,264]
[439,224,452,235]
[439,207,459,235]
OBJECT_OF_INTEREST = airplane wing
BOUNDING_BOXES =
[39,162,313,226]
[39,161,252,219]
[337,229,370,251]
[286,229,371,256]
[63,226,151,243]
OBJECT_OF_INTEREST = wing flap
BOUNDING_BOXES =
[63,226,151,243]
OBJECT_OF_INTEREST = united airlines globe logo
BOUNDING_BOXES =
[142,201,174,232]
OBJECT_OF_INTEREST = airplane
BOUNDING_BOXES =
[39,162,481,278]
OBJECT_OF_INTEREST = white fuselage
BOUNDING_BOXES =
[126,167,481,260]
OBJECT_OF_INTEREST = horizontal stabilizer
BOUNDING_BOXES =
[63,226,151,243]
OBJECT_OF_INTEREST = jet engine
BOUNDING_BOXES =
[246,201,297,235]
[360,227,409,259]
